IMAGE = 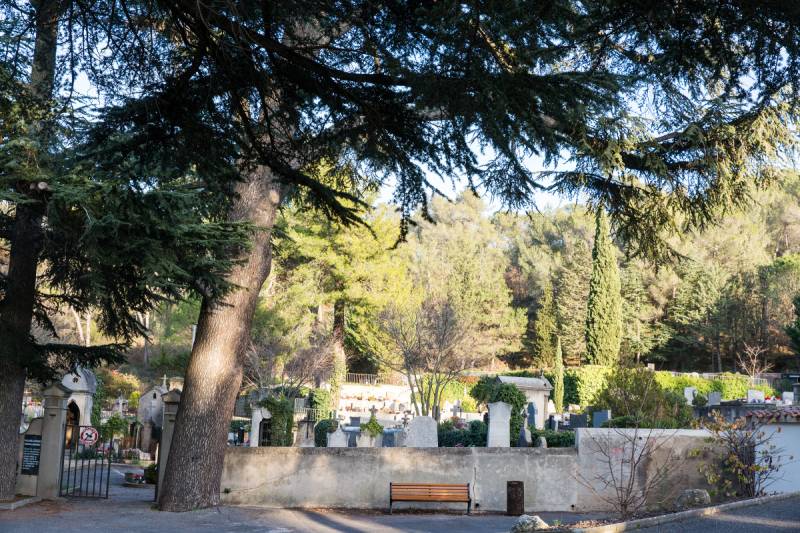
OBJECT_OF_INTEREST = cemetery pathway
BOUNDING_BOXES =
[634,494,800,532]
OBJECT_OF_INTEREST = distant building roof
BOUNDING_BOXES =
[497,375,552,391]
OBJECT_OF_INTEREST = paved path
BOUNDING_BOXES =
[634,495,800,532]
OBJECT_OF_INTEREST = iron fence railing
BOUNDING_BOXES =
[345,372,407,386]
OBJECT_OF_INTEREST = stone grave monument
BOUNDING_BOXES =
[487,401,511,447]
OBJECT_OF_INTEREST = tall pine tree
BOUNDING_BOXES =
[586,210,623,365]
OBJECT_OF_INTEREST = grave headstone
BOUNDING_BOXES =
[592,409,612,428]
[487,401,511,447]
[684,387,697,405]
[518,410,532,447]
[782,391,794,405]
[349,416,361,426]
[570,414,588,428]
[535,436,547,448]
[707,391,722,406]
[406,416,438,447]
[327,427,348,447]
[793,383,800,405]
[527,402,539,430]
[747,389,765,403]
[356,432,382,447]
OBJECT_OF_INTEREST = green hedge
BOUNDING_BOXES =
[529,429,575,447]
[259,396,294,446]
[438,420,487,447]
[563,365,613,406]
[314,419,337,447]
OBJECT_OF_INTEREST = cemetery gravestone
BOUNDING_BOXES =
[570,414,588,428]
[684,387,697,405]
[592,410,612,428]
[707,391,722,406]
[747,389,765,403]
[526,403,538,430]
[783,391,794,405]
[518,411,532,447]
[487,401,511,447]
[327,427,348,447]
[406,416,438,447]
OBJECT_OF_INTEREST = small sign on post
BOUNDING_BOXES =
[79,426,99,446]
[21,435,42,475]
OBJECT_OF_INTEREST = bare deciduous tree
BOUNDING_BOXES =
[737,343,773,379]
[243,329,333,399]
[576,369,681,519]
[379,298,489,419]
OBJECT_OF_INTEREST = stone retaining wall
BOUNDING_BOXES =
[219,429,711,512]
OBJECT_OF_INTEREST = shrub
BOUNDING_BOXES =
[438,420,487,447]
[360,414,384,438]
[471,377,527,444]
[259,396,294,446]
[698,411,789,499]
[314,419,338,447]
[308,388,332,412]
[595,367,693,428]
[563,365,612,406]
[529,428,575,447]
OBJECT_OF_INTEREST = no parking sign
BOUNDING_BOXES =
[79,426,99,446]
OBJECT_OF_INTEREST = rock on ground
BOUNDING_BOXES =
[510,514,549,532]
[675,489,711,510]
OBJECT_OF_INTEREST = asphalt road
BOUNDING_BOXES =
[634,495,800,532]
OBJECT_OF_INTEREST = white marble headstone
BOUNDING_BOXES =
[683,387,697,404]
[406,416,438,447]
[707,391,722,406]
[327,427,348,447]
[747,389,765,403]
[783,391,794,405]
[487,401,511,447]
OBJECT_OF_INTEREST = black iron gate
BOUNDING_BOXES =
[59,424,111,498]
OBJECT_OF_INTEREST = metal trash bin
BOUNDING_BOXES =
[507,480,524,515]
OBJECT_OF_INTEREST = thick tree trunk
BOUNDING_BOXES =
[158,167,284,511]
[0,0,60,501]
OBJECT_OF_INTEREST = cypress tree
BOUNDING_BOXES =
[556,241,592,366]
[586,210,623,365]
[532,279,557,368]
[553,337,564,414]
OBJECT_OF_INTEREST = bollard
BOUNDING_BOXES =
[507,480,524,515]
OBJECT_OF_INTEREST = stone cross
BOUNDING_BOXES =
[401,410,412,428]
[369,405,379,418]
[451,403,461,419]
[162,374,168,388]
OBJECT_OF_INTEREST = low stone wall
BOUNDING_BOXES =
[221,447,579,512]
[219,429,712,513]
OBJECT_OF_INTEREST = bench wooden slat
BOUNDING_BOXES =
[389,482,471,514]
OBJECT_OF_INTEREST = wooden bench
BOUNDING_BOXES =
[389,482,471,514]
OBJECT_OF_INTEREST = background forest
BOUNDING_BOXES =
[93,172,800,385]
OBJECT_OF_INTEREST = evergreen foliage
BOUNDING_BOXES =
[586,210,623,365]
[553,338,565,413]
[531,279,557,368]
[556,241,593,365]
